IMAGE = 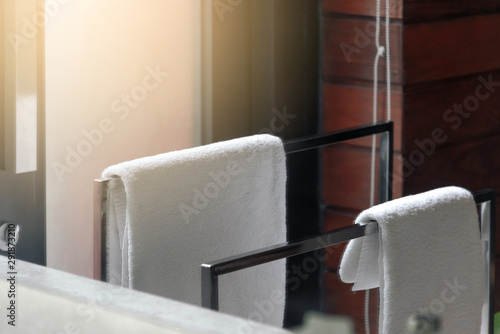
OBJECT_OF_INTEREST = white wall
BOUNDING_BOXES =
[45,0,200,277]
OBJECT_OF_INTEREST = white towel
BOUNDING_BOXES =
[339,186,484,334]
[102,134,287,327]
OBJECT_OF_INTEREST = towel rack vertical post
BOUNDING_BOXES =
[201,264,219,311]
[475,189,496,334]
[379,128,393,204]
[94,178,109,281]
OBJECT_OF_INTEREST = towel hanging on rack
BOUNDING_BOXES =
[339,186,485,334]
[101,134,287,327]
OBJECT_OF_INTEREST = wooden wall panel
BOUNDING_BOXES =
[402,135,500,195]
[322,0,402,18]
[403,71,500,149]
[323,83,403,151]
[323,17,403,83]
[323,146,403,211]
[324,272,378,334]
[404,1,500,23]
[323,146,377,210]
[404,14,500,84]
[323,0,500,22]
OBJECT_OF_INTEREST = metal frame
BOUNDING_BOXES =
[94,121,394,282]
[93,120,494,332]
[201,191,495,333]
[201,121,394,310]
[201,222,379,311]
[200,126,495,334]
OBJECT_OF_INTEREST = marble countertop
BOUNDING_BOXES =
[0,255,291,334]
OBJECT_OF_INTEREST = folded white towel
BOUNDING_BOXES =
[339,186,484,334]
[102,134,287,327]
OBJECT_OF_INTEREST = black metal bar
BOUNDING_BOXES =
[473,188,495,205]
[474,189,496,334]
[200,223,376,312]
[489,195,496,334]
[284,121,393,154]
[94,179,109,282]
[200,223,377,311]
[201,264,219,310]
[379,125,394,203]
[208,222,377,277]
[201,222,378,311]
[100,182,108,282]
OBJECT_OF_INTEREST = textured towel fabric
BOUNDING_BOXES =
[339,186,484,334]
[102,134,287,327]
